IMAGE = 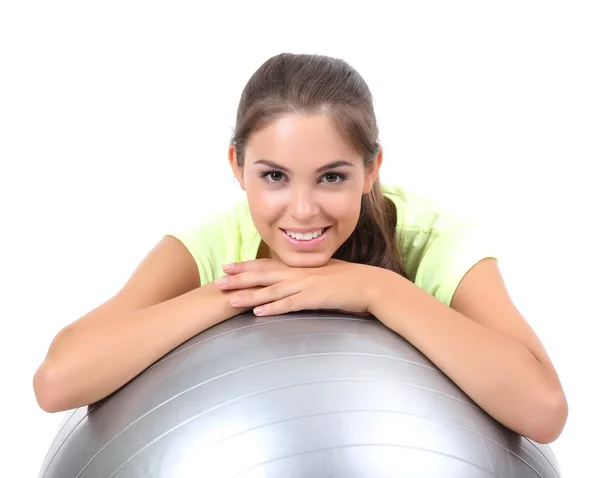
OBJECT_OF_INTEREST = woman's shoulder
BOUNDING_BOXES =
[381,183,467,233]
[165,198,261,285]
[382,183,498,305]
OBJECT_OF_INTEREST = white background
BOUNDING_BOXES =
[1,1,598,476]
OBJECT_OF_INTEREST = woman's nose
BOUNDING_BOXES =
[289,188,320,221]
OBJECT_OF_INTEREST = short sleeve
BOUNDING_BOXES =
[164,199,262,287]
[166,221,218,286]
[382,184,499,306]
[412,224,498,306]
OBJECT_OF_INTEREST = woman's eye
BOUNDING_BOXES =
[322,173,346,184]
[261,170,346,184]
[261,171,286,183]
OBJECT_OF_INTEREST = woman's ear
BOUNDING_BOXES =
[362,147,383,194]
[228,144,246,191]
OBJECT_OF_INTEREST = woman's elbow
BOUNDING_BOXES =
[33,363,71,413]
[525,391,569,444]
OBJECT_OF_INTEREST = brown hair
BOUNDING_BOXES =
[231,53,408,278]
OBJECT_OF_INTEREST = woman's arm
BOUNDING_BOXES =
[33,236,249,413]
[367,257,568,444]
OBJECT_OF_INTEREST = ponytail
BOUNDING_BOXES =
[333,179,408,278]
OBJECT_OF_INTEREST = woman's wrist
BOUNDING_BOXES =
[362,265,398,314]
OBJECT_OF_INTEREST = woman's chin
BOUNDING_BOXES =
[276,250,334,268]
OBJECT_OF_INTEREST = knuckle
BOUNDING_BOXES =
[256,259,271,269]
[268,283,282,297]
[242,272,258,287]
[227,276,238,287]
[255,272,269,285]
[282,296,296,310]
[239,272,251,286]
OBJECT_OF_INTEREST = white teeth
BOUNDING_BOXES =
[286,229,324,241]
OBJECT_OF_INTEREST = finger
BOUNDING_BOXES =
[222,258,287,275]
[229,279,304,309]
[216,269,293,290]
[253,293,308,316]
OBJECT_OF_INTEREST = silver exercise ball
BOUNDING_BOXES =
[39,311,562,477]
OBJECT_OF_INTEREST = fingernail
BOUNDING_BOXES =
[230,296,242,305]
[253,306,265,315]
[222,264,234,272]
[215,277,228,287]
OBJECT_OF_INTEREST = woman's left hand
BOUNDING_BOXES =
[215,258,379,316]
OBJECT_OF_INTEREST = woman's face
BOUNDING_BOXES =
[230,113,381,268]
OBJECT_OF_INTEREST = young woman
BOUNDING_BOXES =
[33,53,568,444]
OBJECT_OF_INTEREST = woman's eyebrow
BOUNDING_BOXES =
[253,159,355,173]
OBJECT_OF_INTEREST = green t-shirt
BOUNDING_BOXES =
[167,184,497,306]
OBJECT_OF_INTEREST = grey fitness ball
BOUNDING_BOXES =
[39,311,562,477]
